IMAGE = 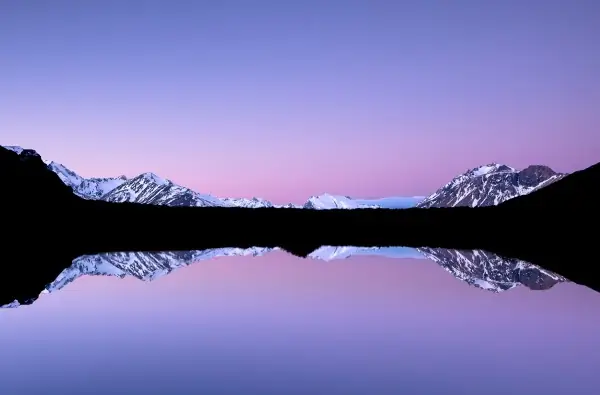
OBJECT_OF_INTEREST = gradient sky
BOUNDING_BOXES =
[2,0,599,203]
[1,253,599,394]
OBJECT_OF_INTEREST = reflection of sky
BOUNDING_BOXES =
[1,252,599,395]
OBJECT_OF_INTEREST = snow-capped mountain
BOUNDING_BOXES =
[221,197,274,208]
[303,194,424,209]
[46,161,128,199]
[102,172,227,207]
[303,194,380,209]
[417,163,565,208]
[3,145,25,155]
[417,247,566,292]
[354,196,425,209]
[277,203,302,209]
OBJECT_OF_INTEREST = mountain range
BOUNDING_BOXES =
[1,143,599,300]
[1,245,566,308]
[2,145,564,209]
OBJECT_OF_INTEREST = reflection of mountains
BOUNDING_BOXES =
[3,246,566,308]
[417,248,565,292]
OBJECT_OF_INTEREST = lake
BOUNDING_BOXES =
[1,247,599,395]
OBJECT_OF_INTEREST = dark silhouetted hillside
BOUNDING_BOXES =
[499,162,600,210]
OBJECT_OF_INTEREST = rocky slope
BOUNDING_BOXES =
[417,163,565,208]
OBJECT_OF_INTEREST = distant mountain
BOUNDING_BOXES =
[354,196,425,209]
[102,172,226,207]
[303,194,424,209]
[221,197,274,208]
[417,163,565,208]
[277,203,303,209]
[46,161,128,199]
[303,194,380,209]
[1,245,568,308]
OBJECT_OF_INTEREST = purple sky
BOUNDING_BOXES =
[2,1,599,203]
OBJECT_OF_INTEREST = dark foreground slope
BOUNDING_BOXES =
[1,146,599,304]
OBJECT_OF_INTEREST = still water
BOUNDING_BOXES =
[1,247,599,395]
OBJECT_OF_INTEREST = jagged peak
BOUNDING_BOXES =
[2,145,41,159]
[467,163,515,177]
[2,145,25,155]
[134,172,170,186]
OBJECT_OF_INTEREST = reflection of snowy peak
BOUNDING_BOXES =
[47,247,274,294]
[303,194,379,209]
[2,245,570,309]
[308,246,425,261]
[101,172,226,207]
[417,163,565,208]
[417,248,566,292]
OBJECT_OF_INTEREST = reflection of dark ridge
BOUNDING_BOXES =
[280,245,318,258]
[1,146,600,306]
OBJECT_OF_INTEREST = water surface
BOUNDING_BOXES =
[1,248,599,395]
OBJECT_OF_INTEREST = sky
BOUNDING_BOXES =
[1,0,599,203]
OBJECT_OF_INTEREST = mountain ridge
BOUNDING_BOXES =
[2,145,424,209]
[4,145,562,209]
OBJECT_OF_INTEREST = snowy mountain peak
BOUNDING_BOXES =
[46,161,85,188]
[220,196,274,208]
[3,145,25,155]
[102,171,224,207]
[137,172,170,186]
[469,163,515,177]
[417,163,565,208]
[3,145,41,159]
[303,194,379,209]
